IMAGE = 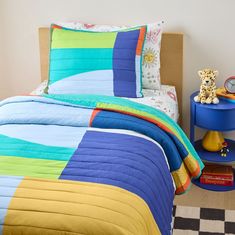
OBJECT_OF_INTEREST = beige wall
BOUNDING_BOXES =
[0,0,235,137]
[0,3,5,99]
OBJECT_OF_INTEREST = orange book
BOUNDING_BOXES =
[216,87,235,100]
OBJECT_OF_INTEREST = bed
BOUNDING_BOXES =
[0,26,203,235]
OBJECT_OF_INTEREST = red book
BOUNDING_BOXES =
[200,164,234,186]
[200,177,233,186]
[202,164,233,178]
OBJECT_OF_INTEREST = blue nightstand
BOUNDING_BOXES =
[190,91,235,191]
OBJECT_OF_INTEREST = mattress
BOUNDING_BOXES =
[0,94,203,235]
[31,82,179,122]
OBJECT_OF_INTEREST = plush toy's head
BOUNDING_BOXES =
[198,69,218,87]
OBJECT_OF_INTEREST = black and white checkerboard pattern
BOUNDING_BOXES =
[172,205,235,235]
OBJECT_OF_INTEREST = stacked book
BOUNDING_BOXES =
[200,164,234,186]
[216,87,235,103]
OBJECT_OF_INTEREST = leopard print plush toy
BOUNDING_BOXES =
[194,69,219,104]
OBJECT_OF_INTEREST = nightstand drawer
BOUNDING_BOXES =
[195,105,235,131]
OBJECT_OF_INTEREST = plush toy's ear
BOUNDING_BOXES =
[198,70,203,78]
[214,70,219,77]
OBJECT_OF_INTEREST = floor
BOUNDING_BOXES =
[174,184,235,210]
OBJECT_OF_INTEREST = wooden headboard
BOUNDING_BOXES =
[38,28,183,124]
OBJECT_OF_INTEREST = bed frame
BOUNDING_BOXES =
[38,28,183,124]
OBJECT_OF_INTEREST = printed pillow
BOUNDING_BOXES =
[48,24,146,98]
[57,21,163,90]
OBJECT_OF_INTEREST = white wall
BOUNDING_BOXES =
[0,0,235,137]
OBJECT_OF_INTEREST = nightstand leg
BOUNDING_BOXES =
[190,101,195,144]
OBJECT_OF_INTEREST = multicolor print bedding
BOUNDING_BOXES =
[0,94,203,235]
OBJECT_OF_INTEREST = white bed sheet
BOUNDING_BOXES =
[128,85,179,122]
[31,81,179,122]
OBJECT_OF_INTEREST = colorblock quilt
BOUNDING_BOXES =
[0,94,203,235]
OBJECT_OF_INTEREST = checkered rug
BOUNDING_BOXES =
[172,205,235,234]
